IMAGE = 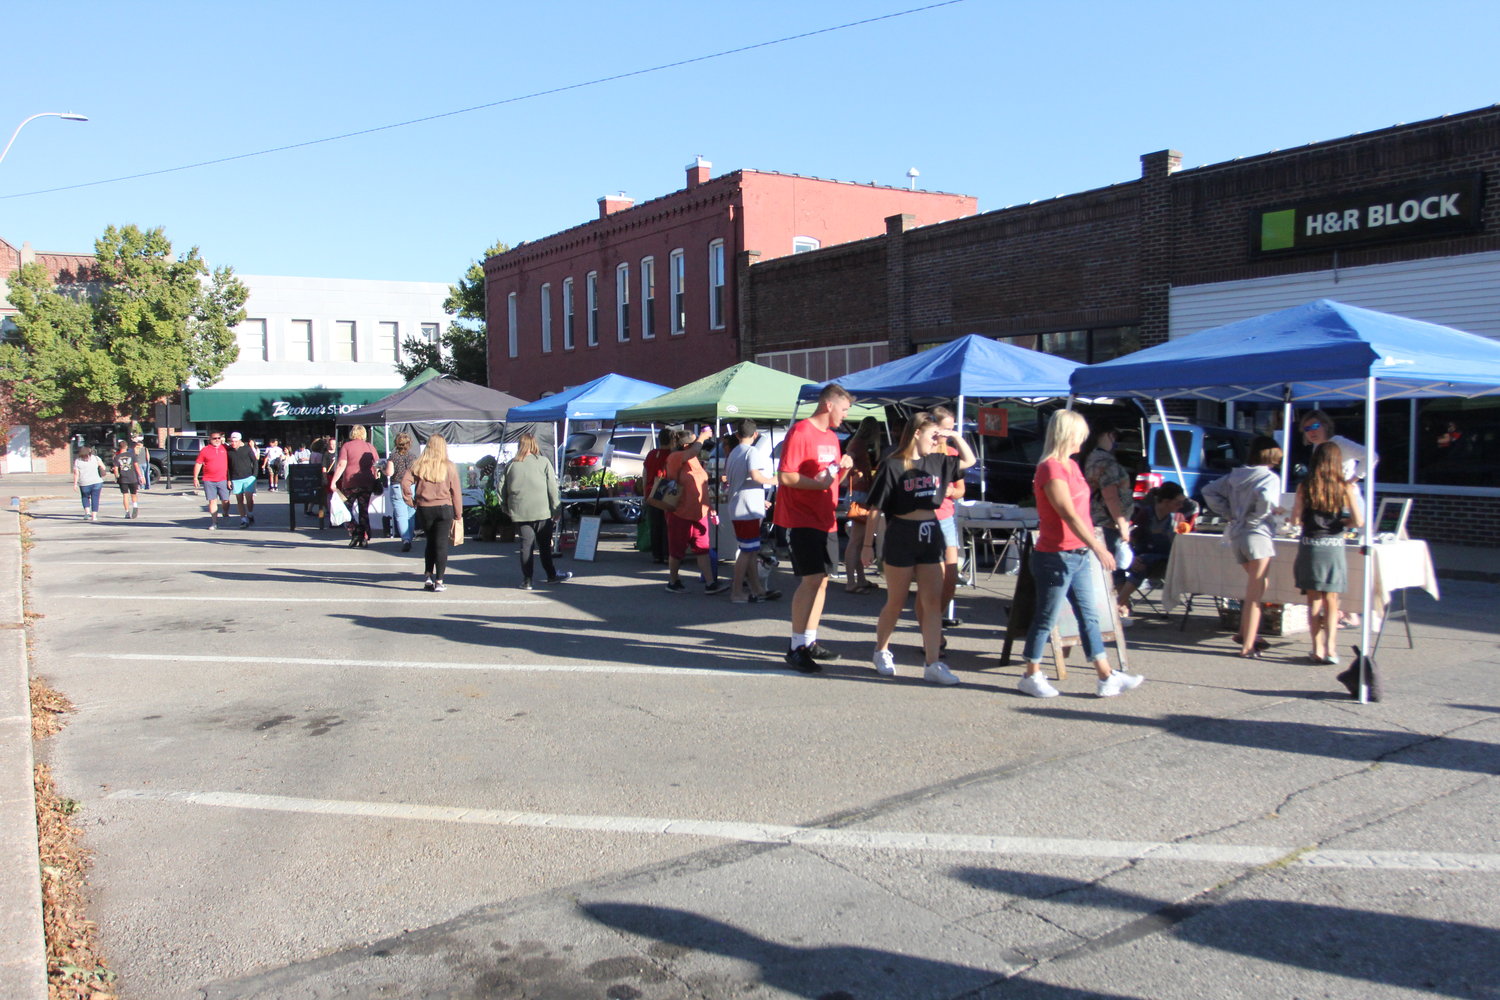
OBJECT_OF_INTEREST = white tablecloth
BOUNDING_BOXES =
[1161,533,1440,615]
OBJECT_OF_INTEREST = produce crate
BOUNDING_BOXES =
[1217,601,1310,636]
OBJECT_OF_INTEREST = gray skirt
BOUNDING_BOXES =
[1294,537,1348,593]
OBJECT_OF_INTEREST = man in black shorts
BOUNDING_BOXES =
[773,384,854,672]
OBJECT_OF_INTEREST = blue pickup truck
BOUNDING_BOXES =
[1133,420,1255,500]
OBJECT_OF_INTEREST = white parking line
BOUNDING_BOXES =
[48,561,393,567]
[106,789,1500,873]
[90,653,782,678]
[56,594,538,605]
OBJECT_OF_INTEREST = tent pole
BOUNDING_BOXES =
[1154,398,1186,489]
[1280,387,1293,493]
[1358,377,1377,704]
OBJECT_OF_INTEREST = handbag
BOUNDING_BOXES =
[647,475,681,511]
[450,511,465,546]
[328,491,351,527]
[367,489,388,518]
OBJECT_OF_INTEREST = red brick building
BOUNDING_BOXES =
[1,238,108,474]
[742,105,1500,545]
[483,159,976,396]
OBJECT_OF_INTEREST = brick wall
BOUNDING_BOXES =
[1382,491,1500,549]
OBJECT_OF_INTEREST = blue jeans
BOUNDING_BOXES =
[391,490,415,544]
[1023,548,1107,664]
[78,482,102,513]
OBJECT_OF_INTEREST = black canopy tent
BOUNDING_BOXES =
[334,376,551,462]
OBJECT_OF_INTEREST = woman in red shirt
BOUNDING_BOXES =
[1017,410,1144,699]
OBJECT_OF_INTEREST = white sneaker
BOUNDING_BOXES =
[1018,672,1059,698]
[923,661,959,686]
[872,649,896,677]
[1097,671,1145,697]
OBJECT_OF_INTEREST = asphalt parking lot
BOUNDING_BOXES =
[20,486,1500,999]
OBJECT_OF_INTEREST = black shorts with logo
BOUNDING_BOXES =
[787,527,834,577]
[882,517,945,568]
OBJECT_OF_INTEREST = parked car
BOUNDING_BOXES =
[1133,420,1254,500]
[564,427,653,479]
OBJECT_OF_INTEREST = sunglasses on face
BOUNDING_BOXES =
[1302,422,1322,432]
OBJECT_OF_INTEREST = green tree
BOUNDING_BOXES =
[0,224,248,421]
[396,239,508,385]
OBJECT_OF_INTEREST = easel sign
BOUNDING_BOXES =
[1375,497,1411,540]
[574,514,602,561]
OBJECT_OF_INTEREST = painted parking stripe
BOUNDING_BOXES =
[55,594,540,605]
[106,789,1500,873]
[90,653,783,678]
[48,561,401,567]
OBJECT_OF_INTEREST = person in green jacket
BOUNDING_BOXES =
[500,433,573,590]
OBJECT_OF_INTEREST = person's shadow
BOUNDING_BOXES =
[582,902,1129,999]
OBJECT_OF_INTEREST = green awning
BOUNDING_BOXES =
[187,387,399,422]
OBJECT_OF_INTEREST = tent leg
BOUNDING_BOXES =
[1358,377,1377,704]
[1154,398,1186,489]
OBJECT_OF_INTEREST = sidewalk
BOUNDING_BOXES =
[0,501,45,999]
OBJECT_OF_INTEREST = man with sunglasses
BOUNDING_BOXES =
[192,432,231,530]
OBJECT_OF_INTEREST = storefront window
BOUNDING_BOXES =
[1413,397,1500,486]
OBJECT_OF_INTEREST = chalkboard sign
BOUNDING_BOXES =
[574,515,602,562]
[287,464,324,503]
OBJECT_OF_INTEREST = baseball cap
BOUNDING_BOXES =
[229,432,243,441]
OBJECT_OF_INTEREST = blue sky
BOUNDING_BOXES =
[3,1,1496,286]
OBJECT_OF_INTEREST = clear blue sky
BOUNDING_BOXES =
[3,0,1496,286]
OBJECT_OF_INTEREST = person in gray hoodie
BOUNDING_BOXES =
[1202,436,1285,659]
[499,432,572,590]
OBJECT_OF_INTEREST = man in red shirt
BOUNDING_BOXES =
[774,383,854,673]
[192,432,230,530]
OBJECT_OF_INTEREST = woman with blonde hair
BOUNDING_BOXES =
[863,411,975,684]
[330,425,380,547]
[1292,442,1363,669]
[500,432,571,590]
[1016,409,1143,698]
[384,432,418,552]
[401,434,462,591]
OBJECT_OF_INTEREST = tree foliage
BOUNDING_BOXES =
[0,224,248,420]
[395,239,508,385]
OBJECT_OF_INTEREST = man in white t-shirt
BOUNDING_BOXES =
[724,419,780,604]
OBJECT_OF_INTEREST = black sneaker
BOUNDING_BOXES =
[941,616,963,628]
[703,579,730,595]
[547,572,573,584]
[804,641,839,661]
[784,646,821,673]
[665,580,688,594]
[520,579,534,591]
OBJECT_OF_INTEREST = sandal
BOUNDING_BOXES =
[1236,649,1264,660]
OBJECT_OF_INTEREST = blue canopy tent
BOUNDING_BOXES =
[797,334,1086,495]
[795,333,1083,407]
[507,373,671,472]
[1070,298,1500,701]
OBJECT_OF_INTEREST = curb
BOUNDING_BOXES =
[0,510,46,998]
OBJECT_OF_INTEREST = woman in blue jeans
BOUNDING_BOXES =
[384,432,417,551]
[72,446,107,521]
[1017,410,1145,699]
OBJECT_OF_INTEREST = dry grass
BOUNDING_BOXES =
[31,679,118,998]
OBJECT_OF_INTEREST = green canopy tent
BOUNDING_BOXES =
[615,361,883,426]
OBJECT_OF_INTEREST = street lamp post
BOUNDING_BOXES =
[0,111,89,168]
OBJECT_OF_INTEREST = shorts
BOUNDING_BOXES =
[667,513,711,559]
[118,481,139,495]
[937,514,960,550]
[787,527,834,577]
[202,480,230,503]
[231,475,257,495]
[882,517,945,568]
[732,518,763,552]
[1229,531,1275,564]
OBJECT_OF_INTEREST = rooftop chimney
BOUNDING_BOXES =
[685,155,712,190]
[598,192,634,218]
